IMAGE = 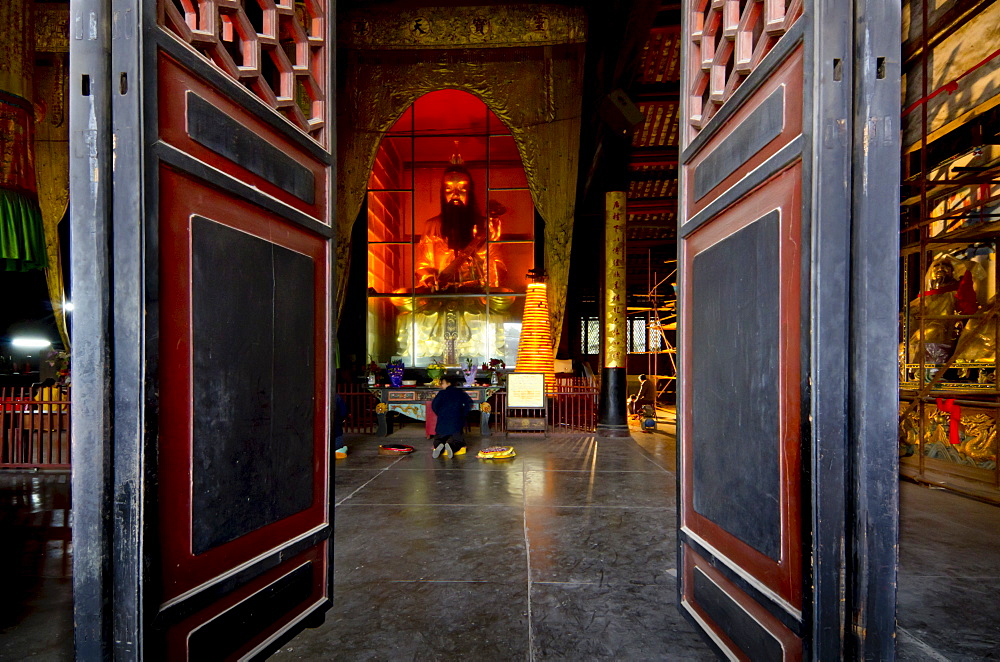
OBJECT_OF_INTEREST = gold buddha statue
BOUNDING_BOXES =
[392,161,512,364]
[903,258,978,367]
[954,295,1000,363]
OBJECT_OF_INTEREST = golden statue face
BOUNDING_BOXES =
[443,173,470,207]
[930,260,955,287]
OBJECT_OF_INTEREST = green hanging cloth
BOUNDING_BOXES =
[0,188,47,272]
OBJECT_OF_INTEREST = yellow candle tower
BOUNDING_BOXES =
[514,274,556,389]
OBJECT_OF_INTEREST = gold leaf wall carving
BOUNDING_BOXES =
[35,6,70,54]
[337,5,586,349]
[0,0,31,100]
[340,4,585,50]
[34,55,70,349]
[900,402,999,467]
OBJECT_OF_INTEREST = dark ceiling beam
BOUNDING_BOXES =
[577,0,662,201]
[628,163,678,177]
[626,197,678,213]
[626,240,676,248]
[569,0,683,325]
[633,82,681,101]
[653,5,682,27]
[629,148,679,168]
[627,233,675,240]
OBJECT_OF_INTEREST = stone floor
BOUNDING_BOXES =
[272,414,712,661]
[2,411,999,660]
[0,471,73,661]
[896,480,1000,661]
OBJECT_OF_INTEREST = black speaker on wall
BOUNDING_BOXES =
[599,89,645,136]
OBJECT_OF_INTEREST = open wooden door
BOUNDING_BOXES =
[71,0,335,658]
[677,1,899,659]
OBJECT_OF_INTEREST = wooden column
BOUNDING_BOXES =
[597,191,630,436]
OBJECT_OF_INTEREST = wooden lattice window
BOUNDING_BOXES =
[687,0,802,134]
[580,317,601,355]
[161,0,327,144]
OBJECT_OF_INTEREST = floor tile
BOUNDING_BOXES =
[896,574,1000,661]
[333,467,391,504]
[523,469,676,508]
[898,482,1000,579]
[518,440,669,473]
[271,580,529,661]
[530,581,714,661]
[0,472,74,661]
[338,466,526,505]
[334,504,525,583]
[526,505,677,586]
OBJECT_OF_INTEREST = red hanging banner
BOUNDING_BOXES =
[0,92,37,195]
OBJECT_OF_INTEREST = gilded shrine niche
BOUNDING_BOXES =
[336,5,585,352]
[367,90,534,368]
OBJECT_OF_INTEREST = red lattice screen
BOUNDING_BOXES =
[687,0,802,135]
[160,0,327,144]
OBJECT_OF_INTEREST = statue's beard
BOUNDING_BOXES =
[930,274,955,290]
[440,200,477,251]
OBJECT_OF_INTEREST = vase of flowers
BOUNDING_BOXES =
[364,357,380,386]
[387,359,405,387]
[462,357,477,386]
[426,359,445,385]
[482,358,505,385]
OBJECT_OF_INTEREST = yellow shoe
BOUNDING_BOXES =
[477,446,516,459]
[454,446,467,455]
[335,446,348,459]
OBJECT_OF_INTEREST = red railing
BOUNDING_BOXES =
[336,382,379,434]
[492,380,600,434]
[548,382,600,433]
[0,379,594,467]
[1,386,72,469]
[337,379,599,435]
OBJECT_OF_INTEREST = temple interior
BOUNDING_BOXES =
[2,0,1000,658]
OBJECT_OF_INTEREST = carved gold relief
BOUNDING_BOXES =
[926,406,952,447]
[0,0,31,99]
[899,404,920,457]
[340,5,585,49]
[336,16,585,347]
[958,413,998,464]
[35,7,70,54]
[911,402,999,469]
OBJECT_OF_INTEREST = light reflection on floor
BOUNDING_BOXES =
[0,471,73,660]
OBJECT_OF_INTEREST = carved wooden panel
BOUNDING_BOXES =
[160,0,327,143]
[687,0,802,133]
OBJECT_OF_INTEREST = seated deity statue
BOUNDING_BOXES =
[954,295,1000,363]
[903,258,978,367]
[391,160,512,364]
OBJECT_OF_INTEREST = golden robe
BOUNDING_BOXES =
[395,215,511,363]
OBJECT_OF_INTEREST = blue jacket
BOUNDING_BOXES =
[431,386,473,435]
